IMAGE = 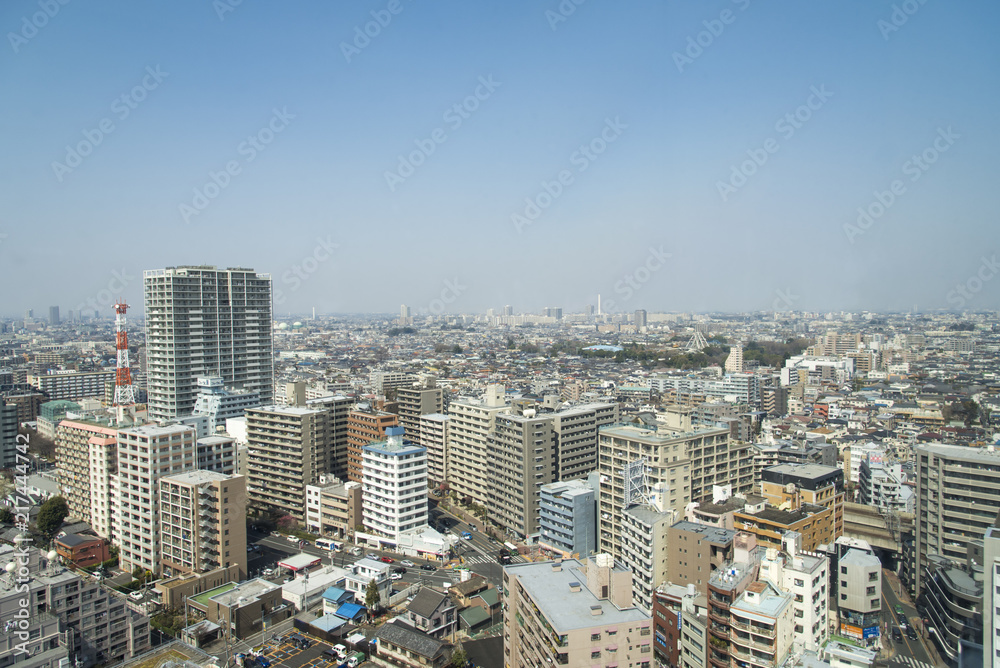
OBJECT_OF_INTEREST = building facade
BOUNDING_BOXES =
[362,427,428,540]
[144,266,274,419]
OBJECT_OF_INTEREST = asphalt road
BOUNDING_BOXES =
[881,569,935,666]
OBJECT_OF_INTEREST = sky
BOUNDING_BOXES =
[2,0,999,317]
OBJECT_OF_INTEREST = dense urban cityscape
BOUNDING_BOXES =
[1,265,998,668]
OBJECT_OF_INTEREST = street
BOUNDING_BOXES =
[881,569,936,667]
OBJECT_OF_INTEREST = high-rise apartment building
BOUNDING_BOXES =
[346,406,398,482]
[486,412,556,538]
[446,385,509,506]
[49,305,60,325]
[144,266,274,419]
[159,470,247,579]
[725,344,744,373]
[114,423,197,575]
[362,427,428,540]
[0,397,18,469]
[915,443,1000,597]
[28,370,116,401]
[757,537,830,652]
[597,419,750,561]
[245,404,331,520]
[551,401,619,480]
[983,524,1000,665]
[419,413,449,484]
[56,418,119,530]
[538,477,598,558]
[395,377,443,446]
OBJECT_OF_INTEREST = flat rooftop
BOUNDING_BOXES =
[208,579,277,607]
[161,469,235,484]
[670,521,737,545]
[505,559,648,632]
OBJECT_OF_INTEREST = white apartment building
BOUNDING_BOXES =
[757,535,830,652]
[369,370,412,395]
[144,266,274,419]
[621,498,674,614]
[191,375,261,431]
[419,413,449,484]
[983,526,1000,666]
[362,426,428,540]
[113,423,197,574]
[88,431,118,540]
[843,443,885,484]
[28,369,116,401]
[446,385,510,506]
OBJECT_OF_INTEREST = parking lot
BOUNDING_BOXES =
[247,632,366,668]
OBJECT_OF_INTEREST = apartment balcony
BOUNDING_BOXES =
[730,618,776,639]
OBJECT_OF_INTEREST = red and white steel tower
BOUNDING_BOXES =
[113,301,136,406]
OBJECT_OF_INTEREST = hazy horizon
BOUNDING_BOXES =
[3,1,999,317]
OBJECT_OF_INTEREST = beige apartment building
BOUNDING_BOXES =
[446,385,509,506]
[305,475,363,538]
[159,469,247,579]
[503,555,653,668]
[56,418,119,530]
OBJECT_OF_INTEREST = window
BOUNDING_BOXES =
[869,572,878,581]
[841,581,847,589]
[793,578,804,587]
[841,566,847,574]
[841,593,847,601]
[591,651,600,659]
[591,633,600,642]
[866,586,875,595]
[871,598,879,608]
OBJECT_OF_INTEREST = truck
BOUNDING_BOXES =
[347,652,365,667]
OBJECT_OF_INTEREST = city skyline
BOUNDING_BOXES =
[2,1,999,316]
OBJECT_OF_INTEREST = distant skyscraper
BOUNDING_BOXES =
[401,304,411,318]
[503,304,513,317]
[597,295,602,315]
[144,266,274,419]
[634,309,647,329]
[48,306,59,325]
[585,305,594,316]
[24,308,33,320]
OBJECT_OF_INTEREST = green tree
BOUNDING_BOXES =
[365,578,380,613]
[0,507,12,524]
[451,344,463,354]
[36,496,69,537]
[451,648,468,667]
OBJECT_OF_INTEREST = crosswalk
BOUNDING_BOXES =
[461,554,527,565]
[890,656,937,668]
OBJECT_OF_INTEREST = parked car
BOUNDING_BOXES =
[351,547,363,556]
[347,653,363,668]
[286,535,299,543]
[263,568,275,576]
[247,546,254,552]
[421,564,437,571]
[390,573,402,581]
[257,658,271,668]
[380,556,394,563]
[129,590,144,600]
[332,644,348,659]
[401,560,414,567]
[366,553,378,560]
[271,531,282,537]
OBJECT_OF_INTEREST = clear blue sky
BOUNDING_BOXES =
[2,0,998,316]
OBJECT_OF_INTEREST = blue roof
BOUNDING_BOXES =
[322,586,349,602]
[335,603,367,620]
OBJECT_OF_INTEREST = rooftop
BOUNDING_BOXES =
[504,559,649,631]
[161,469,236,485]
[671,520,737,545]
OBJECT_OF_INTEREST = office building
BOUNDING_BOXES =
[485,411,556,538]
[915,443,1000,597]
[191,376,261,432]
[0,546,150,667]
[245,404,332,520]
[597,417,750,562]
[28,370,116,401]
[551,401,619,480]
[305,475,363,539]
[419,413,449,484]
[760,463,845,539]
[114,423,197,574]
[538,477,598,558]
[502,555,653,668]
[36,399,80,440]
[652,584,708,668]
[144,266,274,419]
[396,376,443,446]
[49,305,60,325]
[446,385,510,506]
[362,427,428,540]
[159,470,247,580]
